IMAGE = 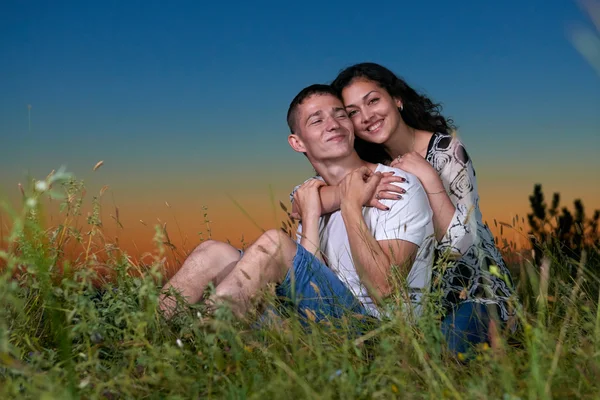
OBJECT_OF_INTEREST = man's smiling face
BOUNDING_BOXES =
[289,93,355,162]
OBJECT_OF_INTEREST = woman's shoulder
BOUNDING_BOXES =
[428,132,471,166]
[428,131,463,150]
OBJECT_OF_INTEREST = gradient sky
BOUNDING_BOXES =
[1,0,599,259]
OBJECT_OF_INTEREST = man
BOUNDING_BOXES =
[159,84,434,322]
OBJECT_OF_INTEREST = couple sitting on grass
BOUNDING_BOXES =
[159,63,517,355]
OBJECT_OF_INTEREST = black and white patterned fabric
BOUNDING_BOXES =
[426,132,515,322]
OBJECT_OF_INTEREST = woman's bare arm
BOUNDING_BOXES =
[290,173,406,219]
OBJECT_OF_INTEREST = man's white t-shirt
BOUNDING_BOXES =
[297,164,435,318]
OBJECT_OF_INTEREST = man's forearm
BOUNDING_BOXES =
[341,205,392,302]
[299,214,323,262]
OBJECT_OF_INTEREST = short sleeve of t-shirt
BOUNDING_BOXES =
[372,165,433,247]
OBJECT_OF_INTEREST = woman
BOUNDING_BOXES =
[292,63,516,354]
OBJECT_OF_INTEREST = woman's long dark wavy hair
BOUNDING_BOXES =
[331,62,456,164]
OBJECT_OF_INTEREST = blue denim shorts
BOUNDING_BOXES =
[274,244,368,323]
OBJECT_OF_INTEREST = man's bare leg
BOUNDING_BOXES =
[209,229,298,317]
[159,240,241,317]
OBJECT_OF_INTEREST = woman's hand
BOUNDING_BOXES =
[369,171,406,210]
[391,152,443,191]
[292,179,327,221]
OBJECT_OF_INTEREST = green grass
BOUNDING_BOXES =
[1,169,600,399]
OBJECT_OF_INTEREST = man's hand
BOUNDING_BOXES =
[339,166,382,211]
[293,179,327,221]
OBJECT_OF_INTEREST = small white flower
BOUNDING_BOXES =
[35,180,49,192]
[176,338,183,348]
[25,198,37,208]
[197,311,202,319]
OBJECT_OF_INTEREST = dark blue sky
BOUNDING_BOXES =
[1,0,599,199]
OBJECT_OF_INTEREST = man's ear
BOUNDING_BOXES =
[288,133,306,153]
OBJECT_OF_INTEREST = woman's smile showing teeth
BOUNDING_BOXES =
[366,119,383,133]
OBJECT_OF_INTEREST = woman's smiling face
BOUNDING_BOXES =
[341,79,403,145]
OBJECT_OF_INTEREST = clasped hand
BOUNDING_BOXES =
[339,166,385,211]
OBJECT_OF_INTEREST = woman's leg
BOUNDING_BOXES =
[441,302,491,355]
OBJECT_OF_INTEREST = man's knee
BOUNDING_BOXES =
[253,229,296,258]
[191,240,241,260]
[193,239,223,254]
